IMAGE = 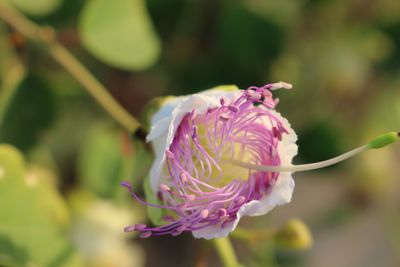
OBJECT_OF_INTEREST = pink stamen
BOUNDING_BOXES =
[123,83,290,237]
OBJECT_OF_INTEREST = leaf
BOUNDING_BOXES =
[0,145,83,267]
[0,73,56,152]
[6,0,62,17]
[77,122,123,198]
[0,24,26,127]
[79,0,161,71]
[0,235,29,267]
[78,121,152,200]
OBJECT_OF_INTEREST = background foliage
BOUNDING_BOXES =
[0,0,400,266]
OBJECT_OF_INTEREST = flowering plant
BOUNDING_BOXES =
[122,82,298,239]
[122,82,399,240]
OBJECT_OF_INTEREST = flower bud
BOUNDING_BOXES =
[274,218,313,250]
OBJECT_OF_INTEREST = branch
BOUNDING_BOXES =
[0,1,142,133]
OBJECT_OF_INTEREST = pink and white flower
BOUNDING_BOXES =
[122,82,298,239]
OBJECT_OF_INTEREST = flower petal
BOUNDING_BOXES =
[192,111,297,239]
[147,88,241,192]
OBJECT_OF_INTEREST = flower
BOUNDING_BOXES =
[122,82,298,239]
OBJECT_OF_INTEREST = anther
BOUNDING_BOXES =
[220,115,229,122]
[272,127,282,141]
[186,194,196,201]
[200,209,209,219]
[120,181,132,190]
[159,184,171,192]
[192,126,198,139]
[218,208,227,217]
[228,106,239,112]
[180,172,189,184]
[133,224,147,231]
[139,231,152,238]
[124,225,137,232]
[234,196,246,205]
[247,90,262,101]
[268,81,293,91]
[166,150,175,159]
[220,98,225,106]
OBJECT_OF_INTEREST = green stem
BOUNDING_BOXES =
[0,1,141,133]
[212,237,243,267]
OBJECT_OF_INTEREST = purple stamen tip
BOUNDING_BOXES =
[192,126,198,138]
[220,115,229,122]
[166,150,175,159]
[179,172,188,183]
[200,209,209,219]
[218,208,227,217]
[159,184,171,192]
[123,83,290,238]
[186,194,196,201]
[124,225,136,232]
[139,231,152,238]
[234,196,246,205]
[120,181,132,190]
[134,224,148,231]
[228,105,239,112]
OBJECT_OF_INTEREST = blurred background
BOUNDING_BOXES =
[0,0,400,266]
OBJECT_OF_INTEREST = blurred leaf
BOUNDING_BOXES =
[0,24,26,127]
[297,120,343,166]
[79,0,161,71]
[0,73,56,152]
[0,235,29,267]
[6,0,62,16]
[0,144,83,267]
[78,122,123,198]
[78,121,152,200]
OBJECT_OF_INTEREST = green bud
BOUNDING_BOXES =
[274,218,313,250]
[367,131,399,149]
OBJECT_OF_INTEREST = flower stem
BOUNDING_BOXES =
[228,131,400,173]
[0,1,141,133]
[212,237,243,267]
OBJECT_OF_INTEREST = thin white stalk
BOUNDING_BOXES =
[227,145,368,173]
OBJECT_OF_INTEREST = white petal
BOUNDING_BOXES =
[192,111,298,239]
[147,89,241,192]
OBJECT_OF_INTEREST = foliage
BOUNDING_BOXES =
[0,0,399,266]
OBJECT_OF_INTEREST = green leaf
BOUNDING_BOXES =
[0,73,56,152]
[6,0,62,16]
[0,235,29,267]
[0,144,83,267]
[78,122,123,198]
[79,0,161,71]
[0,24,26,128]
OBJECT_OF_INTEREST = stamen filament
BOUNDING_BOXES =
[228,131,400,173]
[227,145,368,173]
